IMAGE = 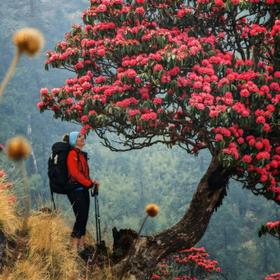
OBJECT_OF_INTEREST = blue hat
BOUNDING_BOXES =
[69,131,79,147]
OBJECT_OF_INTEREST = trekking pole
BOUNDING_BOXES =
[95,195,101,245]
[91,184,101,246]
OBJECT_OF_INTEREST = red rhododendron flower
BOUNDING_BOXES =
[215,0,225,6]
[242,155,252,163]
[128,109,141,117]
[256,116,266,124]
[135,7,145,15]
[96,4,107,13]
[266,221,280,229]
[153,97,163,105]
[153,64,163,72]
[265,272,280,280]
[126,69,137,79]
[177,9,187,18]
[151,274,161,280]
[215,134,223,141]
[140,112,157,121]
[255,142,264,150]
[40,88,48,95]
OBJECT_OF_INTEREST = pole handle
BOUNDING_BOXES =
[91,183,99,197]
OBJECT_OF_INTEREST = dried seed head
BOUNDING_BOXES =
[145,203,159,217]
[13,28,44,56]
[6,136,31,161]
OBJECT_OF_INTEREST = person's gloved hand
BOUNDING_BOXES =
[92,179,100,188]
[91,179,100,196]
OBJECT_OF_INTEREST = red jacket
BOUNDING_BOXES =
[67,148,92,188]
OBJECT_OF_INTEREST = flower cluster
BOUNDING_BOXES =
[152,247,221,279]
[176,247,221,273]
[259,220,280,240]
[265,273,280,280]
[266,221,280,230]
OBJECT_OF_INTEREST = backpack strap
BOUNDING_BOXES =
[48,154,57,210]
[50,189,56,211]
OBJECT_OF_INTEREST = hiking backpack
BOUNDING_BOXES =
[48,141,71,195]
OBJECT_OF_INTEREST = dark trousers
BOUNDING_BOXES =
[67,189,90,238]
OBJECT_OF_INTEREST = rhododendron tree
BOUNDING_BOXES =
[39,0,280,278]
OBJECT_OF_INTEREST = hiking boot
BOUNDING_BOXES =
[78,245,95,261]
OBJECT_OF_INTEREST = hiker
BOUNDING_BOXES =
[64,131,99,252]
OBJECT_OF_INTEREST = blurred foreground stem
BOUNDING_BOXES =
[0,49,20,101]
[138,215,148,235]
[19,160,30,229]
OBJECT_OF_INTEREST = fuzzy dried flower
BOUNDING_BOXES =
[145,203,159,217]
[6,136,31,161]
[13,28,44,56]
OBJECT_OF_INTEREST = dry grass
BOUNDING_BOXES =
[0,206,133,280]
[0,209,83,280]
[27,211,80,280]
[0,170,125,280]
[0,258,45,280]
[0,175,20,238]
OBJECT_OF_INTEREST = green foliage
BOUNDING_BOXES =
[88,142,198,233]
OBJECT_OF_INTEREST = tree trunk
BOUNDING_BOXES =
[112,156,229,279]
